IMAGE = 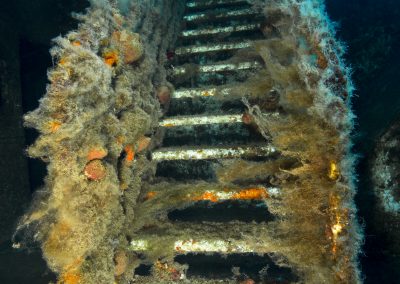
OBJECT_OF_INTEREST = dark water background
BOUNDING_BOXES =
[327,1,400,283]
[0,0,399,283]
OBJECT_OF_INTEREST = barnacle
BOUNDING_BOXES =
[84,160,107,181]
[111,30,143,64]
[156,86,171,105]
[136,136,151,153]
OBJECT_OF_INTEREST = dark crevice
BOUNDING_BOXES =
[134,264,152,276]
[156,160,217,181]
[175,253,299,282]
[166,97,246,116]
[168,200,274,222]
[162,124,266,147]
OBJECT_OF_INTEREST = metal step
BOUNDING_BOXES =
[184,8,258,23]
[186,0,249,10]
[159,112,278,127]
[130,238,270,254]
[159,114,243,127]
[135,185,277,223]
[143,182,280,200]
[172,60,261,77]
[180,23,260,38]
[152,145,276,161]
[172,86,232,99]
[144,183,280,205]
[175,41,252,56]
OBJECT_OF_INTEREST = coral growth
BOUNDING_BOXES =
[14,0,184,283]
[240,0,362,282]
[111,30,143,64]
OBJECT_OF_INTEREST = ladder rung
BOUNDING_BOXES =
[130,238,272,253]
[146,182,281,198]
[181,23,260,38]
[173,61,261,76]
[186,0,248,9]
[175,41,252,56]
[152,145,276,161]
[159,114,243,127]
[142,185,280,203]
[174,239,255,253]
[172,87,231,98]
[159,112,279,127]
[184,8,257,22]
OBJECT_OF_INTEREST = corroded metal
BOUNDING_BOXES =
[181,23,260,38]
[172,87,231,98]
[173,61,261,76]
[184,8,257,22]
[144,186,280,201]
[175,41,252,56]
[160,112,279,127]
[130,238,270,253]
[174,239,255,253]
[152,145,276,161]
[186,0,247,9]
[159,114,243,127]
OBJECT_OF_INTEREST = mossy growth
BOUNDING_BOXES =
[14,0,184,283]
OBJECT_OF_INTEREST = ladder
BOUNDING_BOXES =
[128,0,358,282]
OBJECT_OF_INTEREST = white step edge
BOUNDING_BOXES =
[152,145,276,161]
[175,41,252,56]
[186,0,247,9]
[173,61,261,76]
[181,23,260,38]
[159,114,243,127]
[184,8,256,22]
[172,87,231,98]
[130,238,269,253]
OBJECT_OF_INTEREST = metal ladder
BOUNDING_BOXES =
[130,0,298,282]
